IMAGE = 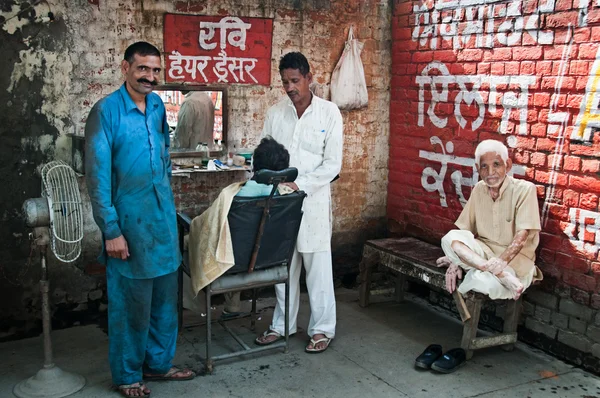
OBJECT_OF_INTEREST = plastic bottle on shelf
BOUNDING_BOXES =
[199,143,210,167]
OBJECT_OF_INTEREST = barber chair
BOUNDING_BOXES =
[176,168,306,373]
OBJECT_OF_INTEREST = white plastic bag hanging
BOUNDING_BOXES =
[330,26,368,110]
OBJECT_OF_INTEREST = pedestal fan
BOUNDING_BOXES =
[15,161,86,398]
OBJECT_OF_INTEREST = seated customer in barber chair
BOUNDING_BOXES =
[184,136,292,316]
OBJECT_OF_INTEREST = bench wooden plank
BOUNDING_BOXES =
[359,237,523,360]
[470,333,517,350]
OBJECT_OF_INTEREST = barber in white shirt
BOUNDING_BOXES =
[255,52,343,354]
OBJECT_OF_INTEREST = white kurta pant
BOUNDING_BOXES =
[270,248,336,339]
[441,230,535,300]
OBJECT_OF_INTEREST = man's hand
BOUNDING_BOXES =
[280,182,299,191]
[445,264,463,293]
[482,257,507,276]
[106,235,130,260]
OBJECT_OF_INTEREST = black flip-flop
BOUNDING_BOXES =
[431,348,467,373]
[415,344,443,369]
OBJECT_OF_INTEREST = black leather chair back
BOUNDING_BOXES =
[227,191,305,274]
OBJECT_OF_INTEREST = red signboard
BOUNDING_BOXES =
[164,14,273,86]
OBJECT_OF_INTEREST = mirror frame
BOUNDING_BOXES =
[154,84,229,158]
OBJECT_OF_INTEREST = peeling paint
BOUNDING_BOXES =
[1,4,31,35]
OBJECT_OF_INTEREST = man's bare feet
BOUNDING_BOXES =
[498,271,524,299]
[436,256,454,268]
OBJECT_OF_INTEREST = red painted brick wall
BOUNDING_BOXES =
[390,0,600,370]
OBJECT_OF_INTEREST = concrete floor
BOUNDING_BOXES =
[1,288,599,398]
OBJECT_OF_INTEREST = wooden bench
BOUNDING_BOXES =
[358,237,522,359]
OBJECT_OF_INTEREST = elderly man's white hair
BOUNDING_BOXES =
[475,139,509,165]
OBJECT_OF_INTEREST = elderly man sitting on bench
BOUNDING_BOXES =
[437,139,543,300]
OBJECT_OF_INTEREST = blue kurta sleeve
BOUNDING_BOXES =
[162,108,173,180]
[85,103,123,240]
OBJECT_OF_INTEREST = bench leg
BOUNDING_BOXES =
[395,274,405,302]
[501,297,522,352]
[460,295,483,360]
[358,252,379,308]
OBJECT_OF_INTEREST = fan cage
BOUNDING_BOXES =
[41,161,83,263]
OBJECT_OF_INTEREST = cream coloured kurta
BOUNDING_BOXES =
[261,95,343,253]
[455,175,543,281]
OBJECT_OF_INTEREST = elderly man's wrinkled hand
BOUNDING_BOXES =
[445,264,463,293]
[483,257,507,275]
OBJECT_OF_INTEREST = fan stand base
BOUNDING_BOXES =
[13,365,86,398]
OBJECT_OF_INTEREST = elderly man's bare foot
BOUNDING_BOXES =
[499,272,524,299]
[436,256,454,268]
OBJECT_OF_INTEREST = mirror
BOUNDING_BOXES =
[154,85,228,157]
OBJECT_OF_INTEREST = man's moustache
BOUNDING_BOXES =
[138,79,158,86]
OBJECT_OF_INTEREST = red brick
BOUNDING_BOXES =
[537,137,558,151]
[563,156,582,171]
[576,76,590,91]
[563,270,596,292]
[504,61,520,75]
[477,62,491,74]
[544,44,579,60]
[491,63,504,75]
[582,159,600,173]
[536,61,553,75]
[551,93,567,108]
[548,154,564,169]
[569,175,600,194]
[531,152,547,167]
[566,94,583,109]
[546,11,580,28]
[535,170,568,186]
[563,189,580,207]
[528,123,545,137]
[516,136,537,150]
[520,61,536,75]
[457,49,483,62]
[514,149,530,164]
[433,50,459,63]
[412,51,434,63]
[579,43,600,60]
[574,28,591,44]
[536,184,546,198]
[555,0,574,11]
[569,60,590,76]
[548,203,570,220]
[541,76,576,91]
[580,193,599,211]
[513,46,543,61]
[483,48,512,61]
[571,142,600,157]
[533,93,551,108]
[589,9,600,25]
[394,1,413,15]
[592,26,600,42]
[557,251,591,273]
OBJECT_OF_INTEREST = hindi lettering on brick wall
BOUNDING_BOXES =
[164,14,273,85]
[417,61,536,135]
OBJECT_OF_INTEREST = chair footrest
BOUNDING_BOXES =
[210,265,288,294]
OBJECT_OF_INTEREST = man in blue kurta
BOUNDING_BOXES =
[85,42,194,398]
